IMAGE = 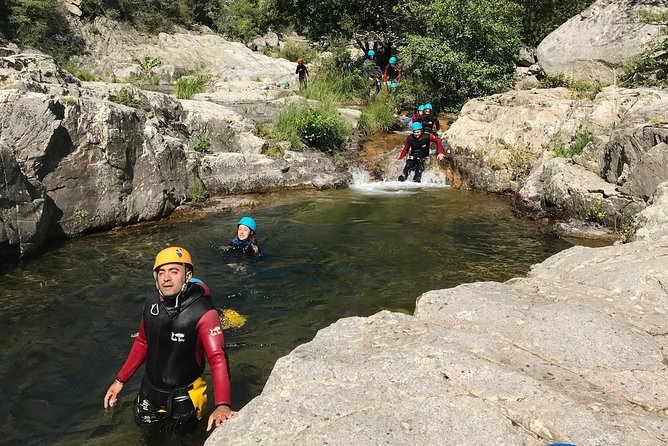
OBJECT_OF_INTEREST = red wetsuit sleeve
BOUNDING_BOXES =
[398,140,410,160]
[383,65,389,82]
[411,114,418,122]
[429,134,444,155]
[117,318,148,382]
[197,309,231,405]
[397,68,401,82]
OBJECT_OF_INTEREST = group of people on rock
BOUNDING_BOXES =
[362,49,402,94]
[296,49,402,94]
[398,103,445,182]
[103,217,261,442]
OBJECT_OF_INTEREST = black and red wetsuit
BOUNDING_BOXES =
[398,132,444,182]
[116,281,230,427]
[420,113,441,135]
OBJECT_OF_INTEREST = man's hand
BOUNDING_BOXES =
[437,153,445,161]
[104,379,124,409]
[207,405,237,431]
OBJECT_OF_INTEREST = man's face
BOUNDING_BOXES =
[156,263,191,298]
[424,109,432,116]
[237,224,252,241]
[413,129,423,138]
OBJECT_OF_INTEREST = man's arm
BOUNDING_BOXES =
[103,318,148,408]
[398,140,410,160]
[197,309,235,430]
[429,134,445,159]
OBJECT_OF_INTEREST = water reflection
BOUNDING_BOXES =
[0,188,570,445]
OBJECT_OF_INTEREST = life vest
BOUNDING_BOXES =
[142,283,215,390]
[421,115,436,133]
[407,132,432,158]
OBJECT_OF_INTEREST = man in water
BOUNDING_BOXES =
[103,247,234,438]
[397,122,445,182]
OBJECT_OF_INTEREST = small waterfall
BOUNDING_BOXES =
[349,158,449,194]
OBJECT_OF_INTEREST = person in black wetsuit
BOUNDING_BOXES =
[224,216,260,256]
[420,103,441,136]
[296,57,309,90]
[103,247,235,439]
[397,121,445,182]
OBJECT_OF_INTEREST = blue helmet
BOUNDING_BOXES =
[418,105,425,111]
[390,82,397,88]
[411,122,423,131]
[367,49,375,57]
[389,56,397,64]
[238,216,257,232]
[424,103,433,110]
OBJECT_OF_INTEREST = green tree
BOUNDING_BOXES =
[396,0,522,109]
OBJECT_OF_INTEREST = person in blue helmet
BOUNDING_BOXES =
[362,49,382,94]
[223,217,260,256]
[421,103,441,136]
[397,121,445,182]
[412,104,425,123]
[382,56,401,89]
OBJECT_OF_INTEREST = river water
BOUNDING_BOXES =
[0,180,571,445]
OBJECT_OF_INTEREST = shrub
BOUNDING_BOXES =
[62,60,95,81]
[113,88,139,107]
[190,177,208,202]
[214,0,262,42]
[193,134,211,153]
[553,130,593,158]
[358,96,397,135]
[539,74,603,100]
[73,206,89,220]
[174,74,209,99]
[266,41,319,63]
[276,104,351,151]
[585,198,606,223]
[510,146,534,182]
[264,143,284,157]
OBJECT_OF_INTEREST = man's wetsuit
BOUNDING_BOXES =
[116,282,230,430]
[398,132,444,182]
[382,64,401,83]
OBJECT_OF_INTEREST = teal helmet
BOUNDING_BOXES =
[367,49,375,57]
[389,56,397,64]
[390,82,397,88]
[418,105,425,111]
[238,216,257,232]
[424,103,433,110]
[411,122,423,131]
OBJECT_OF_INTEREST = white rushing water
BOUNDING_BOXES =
[349,160,449,194]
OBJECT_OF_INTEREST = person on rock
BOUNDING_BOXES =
[411,104,425,123]
[420,103,441,136]
[222,216,261,256]
[362,49,382,94]
[103,246,235,440]
[382,56,401,89]
[397,122,445,183]
[296,57,309,90]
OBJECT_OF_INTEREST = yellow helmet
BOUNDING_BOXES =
[153,246,193,271]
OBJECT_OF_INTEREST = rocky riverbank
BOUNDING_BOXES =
[205,180,668,446]
[0,46,348,259]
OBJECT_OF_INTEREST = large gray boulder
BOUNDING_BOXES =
[207,238,668,446]
[76,17,295,84]
[536,0,667,83]
[630,181,668,241]
[516,157,645,226]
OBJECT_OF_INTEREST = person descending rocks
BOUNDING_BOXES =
[412,104,425,123]
[362,49,382,94]
[295,57,309,90]
[382,56,401,90]
[103,247,234,440]
[397,122,445,183]
[224,216,260,256]
[420,103,441,136]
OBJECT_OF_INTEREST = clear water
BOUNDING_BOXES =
[0,187,571,445]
